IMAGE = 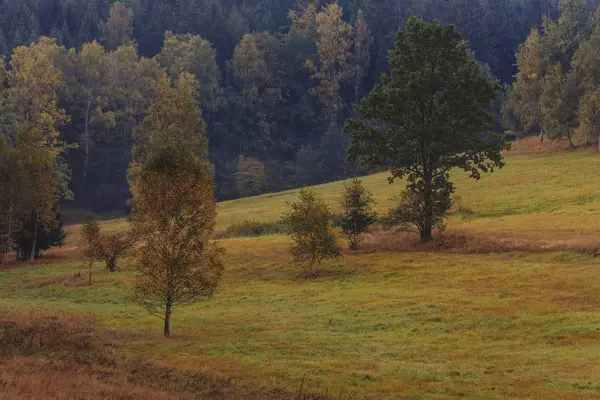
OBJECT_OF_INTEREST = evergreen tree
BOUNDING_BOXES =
[339,178,377,249]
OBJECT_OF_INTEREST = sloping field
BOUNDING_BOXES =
[2,149,600,399]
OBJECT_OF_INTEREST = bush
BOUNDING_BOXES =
[97,232,132,272]
[387,185,452,240]
[217,220,286,239]
[284,188,342,275]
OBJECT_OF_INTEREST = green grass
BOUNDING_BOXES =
[4,150,600,398]
[101,150,600,240]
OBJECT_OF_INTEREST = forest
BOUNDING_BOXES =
[0,0,573,211]
[2,0,600,259]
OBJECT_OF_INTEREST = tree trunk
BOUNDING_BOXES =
[88,260,93,285]
[108,257,116,272]
[421,173,434,243]
[164,303,172,337]
[30,212,38,262]
[567,131,575,149]
[3,188,14,268]
[597,136,599,153]
[84,96,91,208]
[355,66,360,105]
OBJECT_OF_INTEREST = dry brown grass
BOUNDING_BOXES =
[0,356,191,400]
[0,311,354,400]
[506,136,574,155]
[358,227,600,255]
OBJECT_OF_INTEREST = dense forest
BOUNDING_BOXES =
[0,0,574,213]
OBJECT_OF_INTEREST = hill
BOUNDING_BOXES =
[2,148,600,399]
[103,149,600,243]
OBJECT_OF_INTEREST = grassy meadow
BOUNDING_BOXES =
[3,145,600,399]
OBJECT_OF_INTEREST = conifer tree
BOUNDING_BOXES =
[340,178,377,250]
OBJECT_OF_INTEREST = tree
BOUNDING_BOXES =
[130,146,224,337]
[13,208,66,261]
[106,2,134,50]
[353,10,373,104]
[339,178,376,249]
[578,89,600,150]
[235,156,266,197]
[129,71,223,337]
[387,185,452,237]
[156,31,220,110]
[305,2,353,127]
[75,41,110,205]
[7,38,71,259]
[131,72,206,174]
[540,63,580,148]
[81,213,100,284]
[97,232,131,272]
[232,32,285,148]
[284,188,341,275]
[505,28,544,137]
[345,17,508,243]
[0,133,20,267]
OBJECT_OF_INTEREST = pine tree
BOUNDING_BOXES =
[340,178,377,249]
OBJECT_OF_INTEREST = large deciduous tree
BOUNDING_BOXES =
[345,17,508,242]
[7,37,71,259]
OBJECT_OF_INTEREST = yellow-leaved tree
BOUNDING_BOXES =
[129,72,223,337]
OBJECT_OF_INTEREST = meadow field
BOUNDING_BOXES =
[2,145,600,399]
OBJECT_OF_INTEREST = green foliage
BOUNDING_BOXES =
[386,185,452,237]
[235,156,266,197]
[339,178,377,249]
[345,17,507,242]
[14,209,67,261]
[284,188,342,275]
[156,31,220,110]
[218,220,286,239]
[540,63,580,147]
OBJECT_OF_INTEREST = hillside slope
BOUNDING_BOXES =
[3,148,600,399]
[103,150,600,242]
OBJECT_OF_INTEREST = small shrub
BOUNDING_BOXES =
[387,185,452,241]
[97,232,132,272]
[284,188,342,276]
[217,220,287,239]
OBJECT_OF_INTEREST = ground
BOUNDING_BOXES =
[2,141,600,399]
